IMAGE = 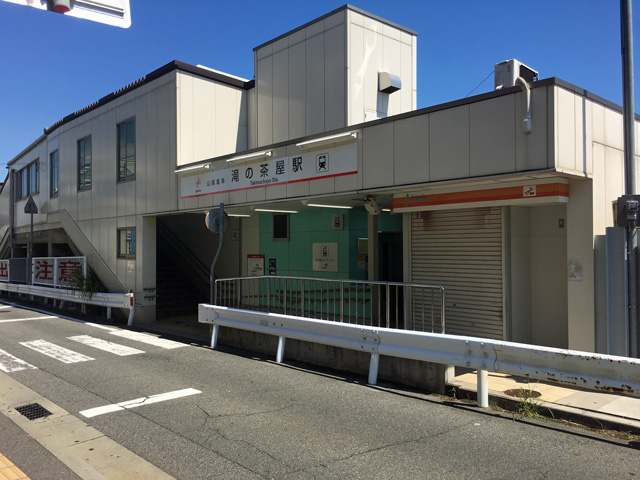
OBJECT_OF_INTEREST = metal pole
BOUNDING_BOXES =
[622,0,638,357]
[210,203,225,305]
[28,211,34,284]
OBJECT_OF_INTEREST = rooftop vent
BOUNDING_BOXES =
[494,59,538,90]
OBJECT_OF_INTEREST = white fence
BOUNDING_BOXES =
[0,282,135,326]
[199,304,640,407]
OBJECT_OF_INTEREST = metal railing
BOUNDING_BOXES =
[214,275,445,333]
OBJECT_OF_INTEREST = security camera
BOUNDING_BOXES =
[364,196,380,215]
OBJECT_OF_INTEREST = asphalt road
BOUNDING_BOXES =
[0,301,638,479]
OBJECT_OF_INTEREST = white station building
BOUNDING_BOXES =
[1,5,638,354]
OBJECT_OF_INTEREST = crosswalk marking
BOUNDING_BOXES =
[0,349,37,373]
[0,315,57,323]
[20,340,94,364]
[68,335,145,356]
[108,330,185,350]
[80,388,201,418]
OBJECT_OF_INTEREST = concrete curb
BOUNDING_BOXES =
[453,384,640,435]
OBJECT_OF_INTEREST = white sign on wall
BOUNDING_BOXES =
[247,254,265,276]
[312,243,338,272]
[180,143,357,199]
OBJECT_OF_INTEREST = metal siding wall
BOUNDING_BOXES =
[305,33,325,136]
[272,49,289,144]
[410,207,504,339]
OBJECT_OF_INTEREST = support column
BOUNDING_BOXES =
[367,214,379,281]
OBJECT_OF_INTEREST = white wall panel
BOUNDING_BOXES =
[430,105,470,181]
[556,88,576,170]
[362,123,393,189]
[394,115,429,186]
[470,96,515,177]
[288,42,306,140]
[257,57,273,147]
[604,106,623,150]
[309,177,334,195]
[272,49,289,144]
[348,23,365,125]
[324,25,346,131]
[515,87,548,172]
[305,34,325,135]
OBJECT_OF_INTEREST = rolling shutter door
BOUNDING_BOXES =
[410,207,504,339]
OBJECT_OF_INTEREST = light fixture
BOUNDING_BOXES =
[227,213,252,217]
[382,208,391,212]
[254,208,298,214]
[227,150,272,164]
[307,203,353,209]
[296,132,357,149]
[174,164,211,174]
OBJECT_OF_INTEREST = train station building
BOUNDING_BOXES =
[1,5,636,353]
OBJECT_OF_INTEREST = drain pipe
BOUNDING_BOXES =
[514,77,532,134]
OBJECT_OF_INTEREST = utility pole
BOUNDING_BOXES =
[621,0,638,357]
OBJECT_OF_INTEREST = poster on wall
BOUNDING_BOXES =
[312,243,338,272]
[247,254,265,276]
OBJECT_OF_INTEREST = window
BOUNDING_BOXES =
[118,228,136,257]
[273,214,289,241]
[117,119,135,181]
[50,150,59,197]
[15,160,39,199]
[78,136,92,190]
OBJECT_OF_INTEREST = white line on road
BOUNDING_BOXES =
[68,335,145,356]
[79,388,201,418]
[0,349,38,373]
[108,330,186,349]
[0,315,57,323]
[20,340,95,364]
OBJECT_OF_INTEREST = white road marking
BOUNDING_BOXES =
[19,340,94,364]
[0,306,12,311]
[0,315,57,323]
[85,322,118,331]
[0,349,38,373]
[79,388,201,418]
[108,330,185,349]
[68,335,145,356]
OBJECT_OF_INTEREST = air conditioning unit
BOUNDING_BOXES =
[494,59,538,90]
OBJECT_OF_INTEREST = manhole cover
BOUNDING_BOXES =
[15,403,52,420]
[504,389,542,399]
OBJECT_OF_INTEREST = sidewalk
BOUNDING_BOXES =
[0,453,29,480]
[451,370,640,434]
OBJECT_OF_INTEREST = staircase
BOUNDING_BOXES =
[155,221,209,318]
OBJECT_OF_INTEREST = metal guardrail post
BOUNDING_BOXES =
[477,370,489,408]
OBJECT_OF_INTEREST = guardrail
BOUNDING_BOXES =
[199,304,640,407]
[214,275,445,333]
[0,282,135,326]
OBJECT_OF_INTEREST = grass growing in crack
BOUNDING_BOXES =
[516,384,554,420]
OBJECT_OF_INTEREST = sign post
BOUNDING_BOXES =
[205,203,230,304]
[24,195,37,284]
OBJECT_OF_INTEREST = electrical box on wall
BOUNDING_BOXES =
[332,214,343,230]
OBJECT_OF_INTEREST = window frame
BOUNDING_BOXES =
[15,160,40,200]
[50,150,59,198]
[117,118,136,182]
[117,227,136,258]
[272,213,290,241]
[77,136,92,191]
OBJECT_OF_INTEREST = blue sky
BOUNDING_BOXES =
[0,0,636,170]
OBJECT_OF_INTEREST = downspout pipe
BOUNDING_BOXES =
[514,77,532,134]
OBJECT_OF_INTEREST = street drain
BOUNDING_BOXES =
[504,389,542,399]
[15,403,53,420]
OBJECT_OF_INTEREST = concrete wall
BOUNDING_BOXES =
[217,327,447,395]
